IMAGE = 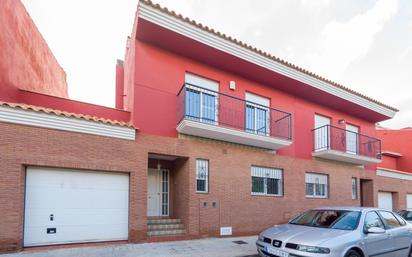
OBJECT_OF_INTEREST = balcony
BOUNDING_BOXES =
[312,125,382,165]
[177,83,292,150]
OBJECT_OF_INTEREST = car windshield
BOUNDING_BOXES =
[289,210,361,230]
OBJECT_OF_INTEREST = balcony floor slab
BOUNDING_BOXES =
[177,119,292,150]
[312,149,381,165]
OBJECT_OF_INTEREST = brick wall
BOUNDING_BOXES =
[138,133,412,237]
[0,121,142,252]
[2,121,412,253]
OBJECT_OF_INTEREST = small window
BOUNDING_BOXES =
[305,173,328,198]
[364,211,385,231]
[351,178,357,200]
[379,211,401,229]
[251,166,283,196]
[196,159,209,193]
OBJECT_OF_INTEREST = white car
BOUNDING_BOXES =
[256,207,412,257]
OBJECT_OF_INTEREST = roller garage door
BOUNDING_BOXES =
[407,194,412,209]
[24,167,129,246]
[378,192,393,211]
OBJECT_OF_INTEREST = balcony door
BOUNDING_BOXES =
[314,115,331,151]
[245,93,270,135]
[185,73,218,124]
[346,124,359,154]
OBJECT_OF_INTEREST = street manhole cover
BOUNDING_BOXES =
[232,240,248,245]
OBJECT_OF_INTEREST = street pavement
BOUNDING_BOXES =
[3,236,259,257]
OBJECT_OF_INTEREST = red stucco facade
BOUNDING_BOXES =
[378,128,412,173]
[119,40,379,164]
[0,0,68,101]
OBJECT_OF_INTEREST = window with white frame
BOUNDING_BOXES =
[352,177,357,200]
[196,159,209,193]
[251,166,283,196]
[305,173,328,198]
[185,73,218,124]
[245,93,270,135]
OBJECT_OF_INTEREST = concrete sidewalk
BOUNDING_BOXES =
[3,236,259,257]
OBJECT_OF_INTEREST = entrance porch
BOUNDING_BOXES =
[147,153,189,237]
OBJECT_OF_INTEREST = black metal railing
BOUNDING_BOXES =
[178,83,292,140]
[312,125,382,159]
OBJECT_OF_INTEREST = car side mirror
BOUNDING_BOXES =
[367,227,385,234]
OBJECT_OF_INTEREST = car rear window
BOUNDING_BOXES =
[399,210,412,221]
[289,210,361,230]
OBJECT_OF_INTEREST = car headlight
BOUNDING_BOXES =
[296,244,330,254]
[258,234,264,242]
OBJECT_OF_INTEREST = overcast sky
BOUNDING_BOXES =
[22,0,411,128]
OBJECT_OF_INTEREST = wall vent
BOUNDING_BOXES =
[220,227,232,236]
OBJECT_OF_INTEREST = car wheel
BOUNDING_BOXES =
[409,246,412,257]
[345,249,361,257]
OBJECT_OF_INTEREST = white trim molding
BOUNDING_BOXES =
[138,3,396,119]
[376,168,412,181]
[0,105,136,140]
[312,149,381,165]
[177,119,292,150]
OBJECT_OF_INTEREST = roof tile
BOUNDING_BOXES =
[0,101,134,128]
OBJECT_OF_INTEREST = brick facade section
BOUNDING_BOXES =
[0,122,143,252]
[1,121,412,253]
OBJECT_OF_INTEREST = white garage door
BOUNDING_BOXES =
[378,192,393,211]
[24,167,129,247]
[407,194,412,209]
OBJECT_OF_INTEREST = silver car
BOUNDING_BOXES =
[256,207,412,257]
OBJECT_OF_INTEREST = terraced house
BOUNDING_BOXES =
[1,0,411,253]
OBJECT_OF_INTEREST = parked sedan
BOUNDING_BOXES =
[256,207,412,257]
[399,210,412,223]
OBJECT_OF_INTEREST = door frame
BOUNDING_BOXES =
[147,168,170,217]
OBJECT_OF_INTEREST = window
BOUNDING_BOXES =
[185,87,217,123]
[346,124,359,154]
[398,210,412,221]
[289,210,360,230]
[185,73,218,124]
[305,173,328,198]
[393,213,407,226]
[245,93,270,135]
[161,170,169,216]
[314,115,331,151]
[196,159,209,193]
[251,166,283,196]
[351,178,357,200]
[246,104,269,135]
[364,211,385,231]
[379,211,401,229]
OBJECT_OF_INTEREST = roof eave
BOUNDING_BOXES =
[137,0,398,120]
